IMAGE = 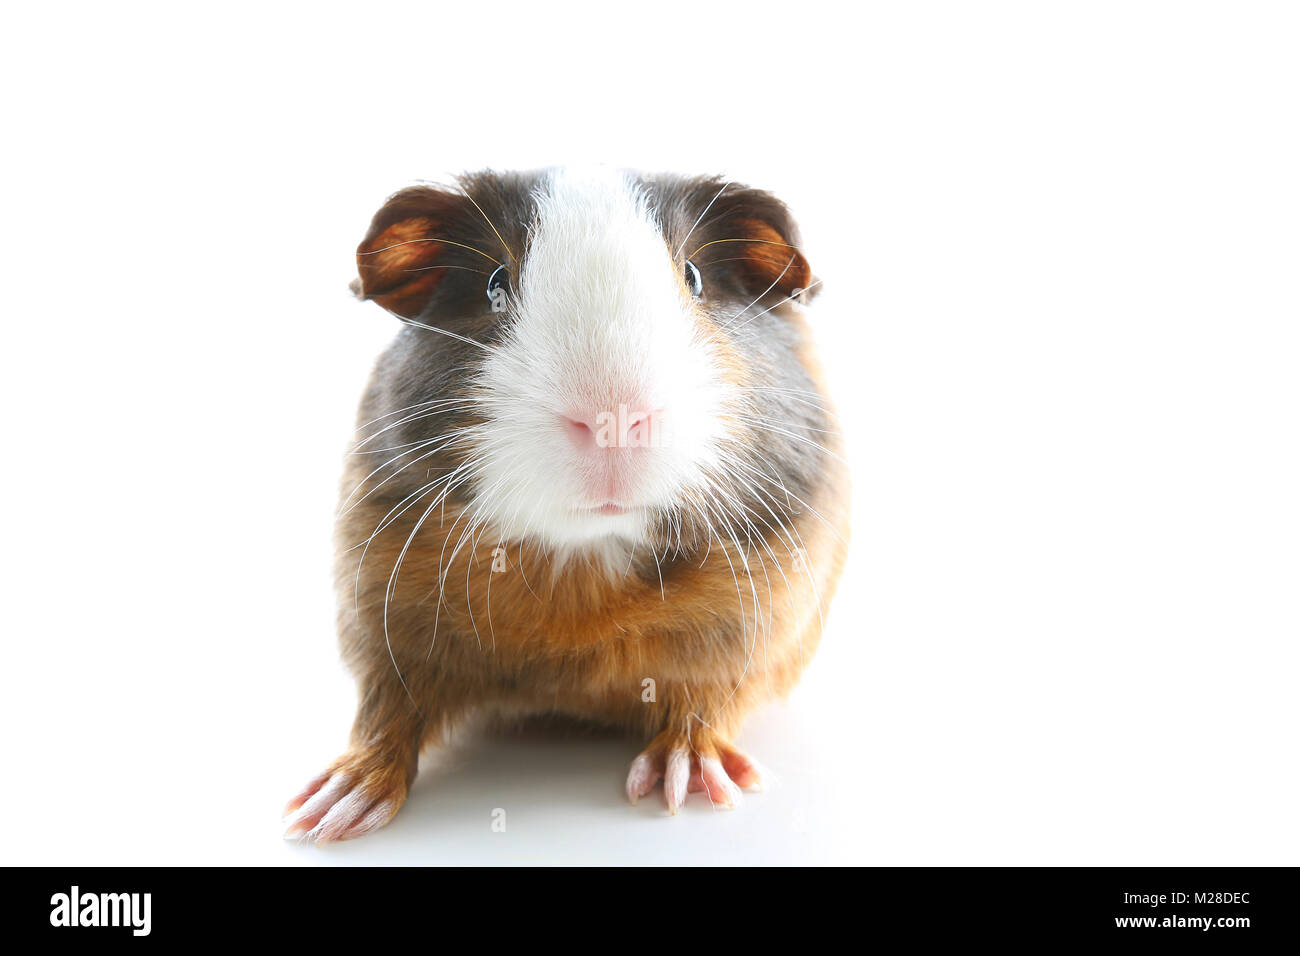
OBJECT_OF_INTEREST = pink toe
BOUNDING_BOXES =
[722,750,763,791]
[699,757,741,809]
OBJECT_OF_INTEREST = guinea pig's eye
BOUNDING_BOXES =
[684,259,703,299]
[486,263,510,311]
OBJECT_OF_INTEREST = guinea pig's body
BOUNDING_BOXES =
[285,168,849,841]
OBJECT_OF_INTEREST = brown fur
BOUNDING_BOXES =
[692,218,814,301]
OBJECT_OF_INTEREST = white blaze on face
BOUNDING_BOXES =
[473,167,729,556]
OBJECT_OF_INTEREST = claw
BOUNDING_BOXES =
[664,750,691,814]
[625,732,762,814]
[626,753,661,805]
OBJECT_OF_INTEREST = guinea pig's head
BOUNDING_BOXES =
[353,167,825,565]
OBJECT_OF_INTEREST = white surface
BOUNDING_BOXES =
[1,2,1297,865]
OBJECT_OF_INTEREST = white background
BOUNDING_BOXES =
[2,2,1296,865]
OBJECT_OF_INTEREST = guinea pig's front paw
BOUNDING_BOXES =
[626,729,763,814]
[282,747,411,844]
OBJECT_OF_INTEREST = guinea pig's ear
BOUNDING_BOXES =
[689,184,819,305]
[353,186,472,319]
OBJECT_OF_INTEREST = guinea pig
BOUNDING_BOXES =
[284,167,850,842]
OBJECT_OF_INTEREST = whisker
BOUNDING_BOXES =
[354,399,448,432]
[724,279,823,334]
[688,235,803,262]
[675,180,732,259]
[457,185,519,264]
[402,264,491,275]
[725,254,797,323]
[359,235,501,264]
[738,419,849,467]
[352,398,476,451]
[732,411,841,438]
[400,318,495,353]
[340,432,473,517]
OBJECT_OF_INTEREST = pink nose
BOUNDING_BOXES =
[563,407,662,450]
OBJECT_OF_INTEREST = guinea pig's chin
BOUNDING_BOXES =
[486,500,653,553]
[560,507,652,545]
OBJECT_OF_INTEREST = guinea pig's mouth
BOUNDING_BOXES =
[582,502,638,517]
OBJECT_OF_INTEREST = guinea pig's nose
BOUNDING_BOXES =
[563,413,599,448]
[561,407,663,450]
